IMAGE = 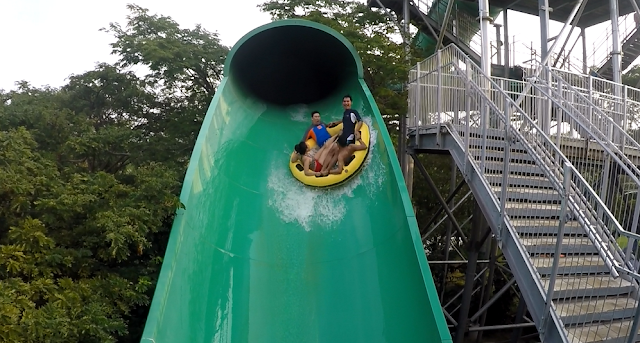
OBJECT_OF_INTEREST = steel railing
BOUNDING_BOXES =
[541,67,640,142]
[526,67,640,267]
[492,64,640,282]
[588,13,639,72]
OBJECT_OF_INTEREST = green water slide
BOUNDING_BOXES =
[140,19,451,343]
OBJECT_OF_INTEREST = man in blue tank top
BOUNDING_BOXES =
[301,111,340,147]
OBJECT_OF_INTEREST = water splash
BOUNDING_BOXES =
[359,116,385,199]
[267,115,386,231]
[287,104,310,123]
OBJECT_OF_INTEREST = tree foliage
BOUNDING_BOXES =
[102,4,230,170]
[623,65,640,90]
[0,4,228,342]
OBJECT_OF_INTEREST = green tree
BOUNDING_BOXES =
[0,3,230,342]
[0,82,183,342]
[102,4,230,170]
[623,64,640,90]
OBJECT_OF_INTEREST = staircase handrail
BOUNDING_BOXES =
[536,66,640,271]
[526,77,640,268]
[500,65,640,274]
[547,67,640,130]
[412,44,627,281]
[543,67,640,177]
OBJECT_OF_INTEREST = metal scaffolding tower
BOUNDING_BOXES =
[368,0,640,342]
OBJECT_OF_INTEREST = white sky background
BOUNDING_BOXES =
[0,0,630,91]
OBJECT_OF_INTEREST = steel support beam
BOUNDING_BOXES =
[443,267,489,310]
[631,0,640,19]
[400,115,407,176]
[560,33,583,70]
[437,0,456,50]
[450,285,485,316]
[582,28,588,74]
[609,0,624,131]
[422,179,466,232]
[412,153,468,243]
[495,24,503,66]
[399,0,410,178]
[406,153,415,198]
[424,212,473,243]
[441,156,459,300]
[470,278,518,322]
[440,221,454,300]
[429,260,492,265]
[475,237,499,343]
[538,0,552,135]
[610,0,623,85]
[510,293,529,343]
[423,191,472,240]
[443,307,458,325]
[512,0,584,109]
[553,0,589,68]
[479,0,492,76]
[403,0,410,46]
[539,0,550,64]
[469,322,536,332]
[454,202,487,343]
[504,10,510,77]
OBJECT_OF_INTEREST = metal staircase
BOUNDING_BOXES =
[369,0,525,79]
[409,44,640,343]
[369,0,484,64]
[597,27,640,80]
[523,66,640,341]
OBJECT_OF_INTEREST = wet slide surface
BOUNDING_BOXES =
[141,20,451,343]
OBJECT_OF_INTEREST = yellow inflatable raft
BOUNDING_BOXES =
[289,122,371,188]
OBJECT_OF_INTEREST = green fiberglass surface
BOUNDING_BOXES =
[140,19,451,343]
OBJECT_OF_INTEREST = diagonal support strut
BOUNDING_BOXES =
[411,153,468,243]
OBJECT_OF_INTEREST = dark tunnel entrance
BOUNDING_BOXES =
[230,25,359,106]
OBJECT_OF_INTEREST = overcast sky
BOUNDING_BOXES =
[0,0,624,91]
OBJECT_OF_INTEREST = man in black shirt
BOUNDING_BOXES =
[337,95,363,146]
[332,95,367,174]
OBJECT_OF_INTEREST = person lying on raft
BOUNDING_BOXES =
[332,136,368,174]
[290,135,340,177]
